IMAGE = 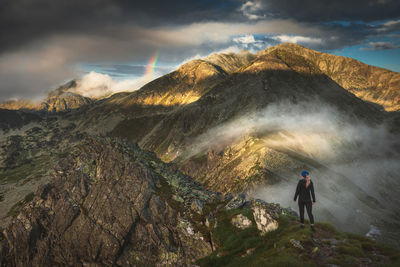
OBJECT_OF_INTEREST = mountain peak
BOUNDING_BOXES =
[260,42,314,56]
[0,80,93,113]
[204,50,255,73]
[255,42,400,111]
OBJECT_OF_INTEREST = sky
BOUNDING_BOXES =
[1,0,400,101]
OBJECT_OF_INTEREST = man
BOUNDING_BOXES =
[293,170,316,231]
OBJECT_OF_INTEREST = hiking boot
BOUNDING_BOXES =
[300,224,305,229]
[311,225,315,232]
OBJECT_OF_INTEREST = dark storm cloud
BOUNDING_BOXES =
[361,41,400,50]
[2,0,400,53]
[257,0,400,22]
[0,0,242,53]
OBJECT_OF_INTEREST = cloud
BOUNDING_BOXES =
[233,34,268,49]
[181,101,396,161]
[361,41,400,50]
[180,100,400,239]
[233,34,257,44]
[271,35,323,45]
[0,0,399,101]
[150,20,320,46]
[0,0,245,53]
[239,1,266,20]
[253,0,400,22]
[68,71,161,99]
[0,19,328,101]
[375,19,400,32]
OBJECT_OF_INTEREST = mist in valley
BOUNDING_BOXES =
[182,99,400,245]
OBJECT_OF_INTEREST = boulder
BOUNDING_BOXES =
[251,199,279,235]
[225,193,246,210]
[231,214,253,230]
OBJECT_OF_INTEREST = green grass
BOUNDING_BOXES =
[196,208,317,267]
[196,209,400,267]
[0,155,55,184]
[326,255,358,267]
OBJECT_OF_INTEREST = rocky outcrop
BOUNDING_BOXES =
[0,80,93,113]
[0,134,302,266]
[231,214,252,229]
[39,92,93,113]
[251,199,280,234]
[0,135,215,266]
[204,49,255,74]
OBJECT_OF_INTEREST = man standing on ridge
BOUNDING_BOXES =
[294,170,316,231]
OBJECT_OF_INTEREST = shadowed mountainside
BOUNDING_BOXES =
[262,43,400,111]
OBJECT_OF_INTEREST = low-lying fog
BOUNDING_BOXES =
[183,100,400,246]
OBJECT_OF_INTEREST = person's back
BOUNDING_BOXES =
[295,178,315,202]
[294,171,316,231]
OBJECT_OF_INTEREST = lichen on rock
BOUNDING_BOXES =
[231,214,253,229]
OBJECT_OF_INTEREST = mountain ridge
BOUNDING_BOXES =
[1,43,400,251]
[262,43,400,111]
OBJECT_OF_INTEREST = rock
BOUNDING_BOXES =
[241,248,255,257]
[290,239,304,250]
[0,136,212,266]
[225,194,246,210]
[251,200,279,234]
[231,214,252,230]
[285,206,299,217]
[205,212,215,228]
[209,192,224,202]
[223,192,233,202]
[172,194,184,202]
[190,199,203,214]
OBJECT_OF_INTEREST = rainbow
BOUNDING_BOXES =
[145,51,159,76]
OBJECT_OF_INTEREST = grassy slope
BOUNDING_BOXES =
[197,209,400,267]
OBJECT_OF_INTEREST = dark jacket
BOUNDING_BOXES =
[294,178,316,202]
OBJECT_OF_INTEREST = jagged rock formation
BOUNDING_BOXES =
[0,136,214,266]
[0,118,85,228]
[39,80,93,112]
[204,49,255,74]
[0,135,298,266]
[0,80,93,113]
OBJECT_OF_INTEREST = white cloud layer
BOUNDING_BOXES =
[69,71,161,99]
[271,35,323,45]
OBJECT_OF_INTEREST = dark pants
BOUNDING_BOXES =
[298,200,314,224]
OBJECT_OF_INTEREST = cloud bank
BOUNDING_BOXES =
[180,100,400,243]
[67,71,161,99]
